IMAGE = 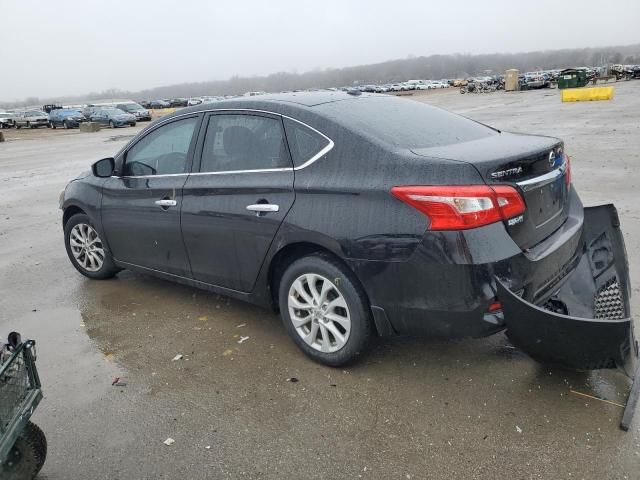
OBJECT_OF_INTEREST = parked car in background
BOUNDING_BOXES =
[82,106,103,119]
[89,107,136,128]
[14,110,49,129]
[169,98,188,107]
[149,100,171,109]
[42,104,63,114]
[48,108,86,129]
[0,111,15,128]
[115,102,152,121]
[188,97,203,106]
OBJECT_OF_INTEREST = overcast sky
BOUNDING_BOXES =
[1,0,639,101]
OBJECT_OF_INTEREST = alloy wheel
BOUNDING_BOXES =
[288,273,351,353]
[69,223,105,272]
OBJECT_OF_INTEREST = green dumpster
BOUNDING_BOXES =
[557,68,589,89]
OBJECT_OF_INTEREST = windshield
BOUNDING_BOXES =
[60,110,81,116]
[0,113,11,118]
[104,108,126,115]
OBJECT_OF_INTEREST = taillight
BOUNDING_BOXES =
[564,154,571,190]
[391,185,525,231]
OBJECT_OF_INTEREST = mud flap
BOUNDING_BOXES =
[496,204,636,373]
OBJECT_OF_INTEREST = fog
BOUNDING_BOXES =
[1,0,639,101]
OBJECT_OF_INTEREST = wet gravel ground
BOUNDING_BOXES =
[1,83,640,479]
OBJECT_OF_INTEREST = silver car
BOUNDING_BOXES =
[0,111,15,128]
[14,110,50,129]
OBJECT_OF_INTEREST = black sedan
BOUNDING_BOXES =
[59,92,635,371]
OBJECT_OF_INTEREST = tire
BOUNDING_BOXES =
[109,120,114,128]
[27,122,32,129]
[50,121,56,129]
[64,213,119,279]
[130,122,136,127]
[63,120,69,129]
[1,421,47,479]
[278,253,372,367]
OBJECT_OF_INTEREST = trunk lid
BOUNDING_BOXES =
[412,132,570,249]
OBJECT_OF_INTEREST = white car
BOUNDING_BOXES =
[0,111,15,128]
[187,97,203,106]
[201,96,224,104]
[415,83,433,90]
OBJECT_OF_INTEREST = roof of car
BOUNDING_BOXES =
[173,91,380,115]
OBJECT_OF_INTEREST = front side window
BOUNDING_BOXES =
[200,114,290,173]
[123,117,198,176]
[283,118,331,167]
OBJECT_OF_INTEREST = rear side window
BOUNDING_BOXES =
[199,114,290,172]
[123,117,198,176]
[283,118,331,168]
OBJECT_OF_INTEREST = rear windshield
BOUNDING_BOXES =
[317,96,497,148]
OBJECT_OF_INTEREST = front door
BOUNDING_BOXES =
[181,111,295,292]
[101,115,201,276]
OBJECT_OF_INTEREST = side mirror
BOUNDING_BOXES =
[92,157,115,177]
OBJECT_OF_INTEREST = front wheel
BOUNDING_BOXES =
[1,421,47,480]
[64,213,119,279]
[50,121,56,129]
[63,120,69,129]
[278,254,372,367]
[109,120,114,128]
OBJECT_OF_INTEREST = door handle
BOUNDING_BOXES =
[246,204,279,213]
[155,199,177,207]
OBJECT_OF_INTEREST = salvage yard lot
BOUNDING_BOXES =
[1,82,639,479]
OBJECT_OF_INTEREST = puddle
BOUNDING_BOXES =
[105,134,135,142]
[1,307,123,409]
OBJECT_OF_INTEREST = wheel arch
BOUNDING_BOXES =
[265,241,394,336]
[62,204,87,227]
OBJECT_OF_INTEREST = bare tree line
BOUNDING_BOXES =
[3,43,640,108]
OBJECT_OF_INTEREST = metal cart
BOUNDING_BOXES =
[0,333,46,479]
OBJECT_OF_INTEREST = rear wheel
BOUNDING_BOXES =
[109,120,114,128]
[50,121,56,129]
[26,122,32,129]
[64,213,118,279]
[1,421,47,480]
[63,120,69,129]
[278,254,372,366]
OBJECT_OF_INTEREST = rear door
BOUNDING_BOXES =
[181,111,295,292]
[100,114,201,276]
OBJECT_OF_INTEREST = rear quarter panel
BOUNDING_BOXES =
[281,121,486,262]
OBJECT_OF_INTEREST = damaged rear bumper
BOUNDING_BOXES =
[496,204,637,374]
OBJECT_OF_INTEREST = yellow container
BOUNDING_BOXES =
[561,87,614,102]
